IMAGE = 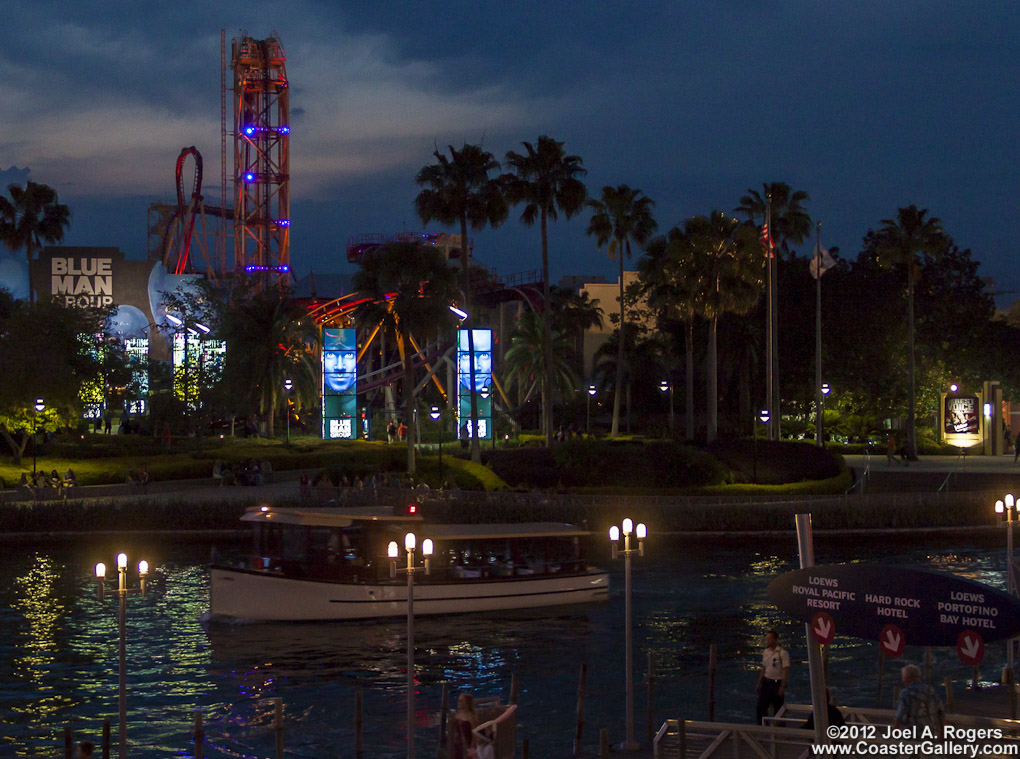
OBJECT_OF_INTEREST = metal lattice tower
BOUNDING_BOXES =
[231,32,290,285]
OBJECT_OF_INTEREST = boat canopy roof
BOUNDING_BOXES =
[241,506,424,528]
[240,507,589,539]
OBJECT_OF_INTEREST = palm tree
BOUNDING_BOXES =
[354,241,459,474]
[504,136,587,446]
[549,285,604,380]
[684,213,762,441]
[220,289,320,439]
[501,310,577,423]
[0,181,71,301]
[735,181,812,256]
[874,205,950,459]
[586,185,657,437]
[639,229,702,440]
[415,144,508,463]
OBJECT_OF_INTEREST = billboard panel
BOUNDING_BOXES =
[941,392,983,448]
[457,328,492,440]
[323,328,357,439]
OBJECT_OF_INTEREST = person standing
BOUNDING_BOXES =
[886,435,898,467]
[755,630,790,725]
[894,664,944,734]
[387,420,397,444]
[397,421,408,442]
[1014,434,1020,465]
[450,692,478,759]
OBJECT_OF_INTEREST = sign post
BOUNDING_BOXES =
[795,514,830,746]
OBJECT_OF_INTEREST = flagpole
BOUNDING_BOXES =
[765,195,774,440]
[815,221,823,448]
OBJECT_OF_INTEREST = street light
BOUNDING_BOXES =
[754,408,770,484]
[389,532,433,759]
[997,495,1018,677]
[430,406,443,480]
[818,383,831,448]
[587,384,597,435]
[32,398,44,476]
[659,379,674,439]
[609,518,647,751]
[95,553,149,759]
[283,378,293,444]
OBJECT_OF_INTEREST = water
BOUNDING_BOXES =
[0,530,1010,758]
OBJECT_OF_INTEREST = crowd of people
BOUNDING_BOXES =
[18,468,76,499]
[212,459,273,487]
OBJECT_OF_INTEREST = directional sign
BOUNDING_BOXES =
[957,630,985,666]
[811,611,835,644]
[879,624,906,658]
[767,564,1020,646]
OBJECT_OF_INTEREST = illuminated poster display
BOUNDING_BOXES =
[322,328,357,439]
[457,328,492,440]
[945,395,979,436]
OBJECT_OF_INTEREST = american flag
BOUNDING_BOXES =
[761,220,776,257]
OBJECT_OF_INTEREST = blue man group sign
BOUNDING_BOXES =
[457,328,492,440]
[767,564,1020,647]
[322,328,357,439]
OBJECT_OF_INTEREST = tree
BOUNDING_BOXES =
[586,185,657,436]
[735,181,812,256]
[640,229,702,440]
[219,287,320,440]
[0,181,71,301]
[0,297,108,463]
[504,136,587,446]
[501,310,577,426]
[549,285,604,382]
[666,213,762,441]
[353,241,459,475]
[874,205,950,459]
[415,144,509,464]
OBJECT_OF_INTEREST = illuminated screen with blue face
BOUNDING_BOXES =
[457,328,492,440]
[323,328,357,439]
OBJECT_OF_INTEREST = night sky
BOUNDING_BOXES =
[2,1,1018,296]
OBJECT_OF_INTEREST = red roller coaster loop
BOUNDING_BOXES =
[174,146,204,275]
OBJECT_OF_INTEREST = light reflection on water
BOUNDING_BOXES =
[0,531,1010,758]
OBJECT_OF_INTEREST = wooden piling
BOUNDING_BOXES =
[823,643,830,682]
[274,697,285,759]
[522,738,529,759]
[708,644,717,722]
[510,672,519,705]
[64,726,73,759]
[573,662,587,757]
[972,665,980,691]
[194,710,204,759]
[679,719,687,759]
[355,691,364,759]
[102,719,110,759]
[437,684,448,759]
[647,650,655,743]
[944,676,955,712]
[599,728,609,759]
[876,651,885,706]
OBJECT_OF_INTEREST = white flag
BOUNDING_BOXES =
[809,242,836,279]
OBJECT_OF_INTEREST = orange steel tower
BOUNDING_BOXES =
[231,32,290,284]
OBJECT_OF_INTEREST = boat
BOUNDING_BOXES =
[209,504,610,621]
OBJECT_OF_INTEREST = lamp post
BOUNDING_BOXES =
[659,379,674,439]
[430,406,443,480]
[818,383,830,447]
[32,397,44,475]
[587,384,597,435]
[389,532,433,759]
[754,409,770,484]
[95,553,149,759]
[997,494,1018,676]
[283,378,293,444]
[609,518,647,751]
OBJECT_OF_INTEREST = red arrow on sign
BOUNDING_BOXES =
[811,611,835,644]
[957,630,985,666]
[879,624,906,658]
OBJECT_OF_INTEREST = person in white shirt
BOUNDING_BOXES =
[756,630,790,724]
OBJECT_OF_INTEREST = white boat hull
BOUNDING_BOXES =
[210,566,610,621]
